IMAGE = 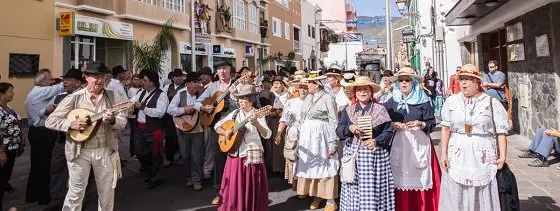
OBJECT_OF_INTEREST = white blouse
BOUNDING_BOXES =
[441,93,508,135]
[280,97,306,140]
[215,108,272,157]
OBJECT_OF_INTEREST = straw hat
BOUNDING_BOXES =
[342,76,381,93]
[458,64,483,80]
[293,70,308,77]
[389,67,423,82]
[233,84,257,97]
[340,73,357,87]
[325,68,341,77]
[302,70,327,81]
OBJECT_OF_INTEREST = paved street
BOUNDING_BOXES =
[4,126,560,211]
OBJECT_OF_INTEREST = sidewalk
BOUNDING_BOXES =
[431,129,560,211]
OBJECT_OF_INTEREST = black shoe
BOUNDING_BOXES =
[144,177,150,182]
[147,180,161,189]
[5,183,14,193]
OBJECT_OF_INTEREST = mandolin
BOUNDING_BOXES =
[218,105,273,153]
[173,111,199,132]
[199,73,252,127]
[67,101,134,142]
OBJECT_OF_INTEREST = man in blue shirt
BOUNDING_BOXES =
[483,60,508,109]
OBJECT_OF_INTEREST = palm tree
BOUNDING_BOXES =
[132,19,175,74]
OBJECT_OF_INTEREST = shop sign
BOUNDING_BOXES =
[213,45,224,55]
[179,41,192,54]
[74,15,133,40]
[402,28,415,43]
[59,12,74,36]
[245,45,254,57]
[195,35,212,44]
[195,43,208,55]
[223,47,236,58]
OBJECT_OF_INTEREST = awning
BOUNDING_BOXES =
[445,0,509,26]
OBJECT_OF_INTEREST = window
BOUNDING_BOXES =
[284,23,290,39]
[9,53,40,77]
[275,0,288,7]
[138,0,156,5]
[272,17,281,37]
[308,25,311,37]
[233,0,247,31]
[312,26,316,38]
[164,0,184,13]
[249,5,258,33]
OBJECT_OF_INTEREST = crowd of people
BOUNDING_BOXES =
[0,60,518,211]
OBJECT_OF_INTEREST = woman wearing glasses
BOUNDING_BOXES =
[383,67,441,211]
[438,64,507,210]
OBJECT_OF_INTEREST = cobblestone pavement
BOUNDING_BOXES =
[3,126,560,210]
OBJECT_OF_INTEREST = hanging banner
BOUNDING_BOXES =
[74,15,134,40]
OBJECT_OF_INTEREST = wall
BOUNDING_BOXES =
[1,0,55,116]
[505,3,560,139]
[268,0,302,69]
[307,0,346,32]
[301,0,319,70]
[324,41,363,70]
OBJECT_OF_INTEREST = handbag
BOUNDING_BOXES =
[490,98,520,211]
[283,137,298,162]
[340,141,362,184]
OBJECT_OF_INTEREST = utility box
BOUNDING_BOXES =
[435,26,444,41]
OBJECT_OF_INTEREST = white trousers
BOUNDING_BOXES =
[63,147,115,211]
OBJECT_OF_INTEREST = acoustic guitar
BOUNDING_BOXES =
[67,101,134,142]
[218,105,273,153]
[199,73,252,127]
[173,111,199,132]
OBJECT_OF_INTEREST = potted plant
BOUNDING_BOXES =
[223,6,231,22]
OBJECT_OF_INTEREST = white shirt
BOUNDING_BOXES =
[161,83,182,93]
[25,83,64,127]
[334,88,350,112]
[272,91,288,109]
[130,89,169,123]
[214,108,271,157]
[194,80,235,111]
[106,78,129,101]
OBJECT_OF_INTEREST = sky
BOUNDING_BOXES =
[347,0,402,17]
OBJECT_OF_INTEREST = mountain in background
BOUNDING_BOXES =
[356,16,409,48]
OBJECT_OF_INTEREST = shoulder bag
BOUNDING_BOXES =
[490,98,520,211]
[284,93,325,162]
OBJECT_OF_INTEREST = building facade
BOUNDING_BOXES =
[2,0,55,115]
[445,0,560,140]
[345,2,357,33]
[300,0,321,71]
[268,0,303,71]
[307,0,346,33]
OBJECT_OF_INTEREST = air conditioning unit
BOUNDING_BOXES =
[435,26,444,41]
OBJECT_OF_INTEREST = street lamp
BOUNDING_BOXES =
[314,7,322,71]
[396,0,407,15]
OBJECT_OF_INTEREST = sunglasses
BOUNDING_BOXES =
[398,79,411,82]
[488,66,497,69]
[458,76,475,81]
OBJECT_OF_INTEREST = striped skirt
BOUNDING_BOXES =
[340,141,395,211]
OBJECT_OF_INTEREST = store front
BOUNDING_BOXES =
[60,12,133,72]
[212,45,236,70]
[179,41,204,72]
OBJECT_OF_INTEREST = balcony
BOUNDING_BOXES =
[294,40,301,53]
[117,0,191,30]
[76,0,115,14]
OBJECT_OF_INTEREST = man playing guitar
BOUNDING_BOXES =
[45,61,127,211]
[194,61,237,205]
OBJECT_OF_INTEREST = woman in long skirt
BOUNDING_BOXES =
[270,76,288,173]
[383,67,442,211]
[337,76,396,210]
[215,84,271,211]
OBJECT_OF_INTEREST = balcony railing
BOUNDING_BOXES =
[77,0,114,12]
[294,40,301,53]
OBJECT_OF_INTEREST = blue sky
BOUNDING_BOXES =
[347,0,401,17]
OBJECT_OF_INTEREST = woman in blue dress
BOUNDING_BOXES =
[336,76,395,210]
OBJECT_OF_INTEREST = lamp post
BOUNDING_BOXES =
[385,0,393,71]
[314,7,322,71]
[191,0,196,72]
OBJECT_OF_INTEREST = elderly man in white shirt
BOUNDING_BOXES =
[105,65,130,101]
[24,68,64,205]
[130,70,169,189]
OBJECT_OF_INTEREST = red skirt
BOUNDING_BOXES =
[218,155,269,211]
[395,144,442,211]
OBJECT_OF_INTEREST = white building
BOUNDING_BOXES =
[306,0,347,33]
[301,0,321,70]
[324,41,363,70]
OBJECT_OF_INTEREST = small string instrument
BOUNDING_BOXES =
[199,73,252,127]
[67,101,134,142]
[357,116,375,149]
[218,105,273,153]
[173,111,199,132]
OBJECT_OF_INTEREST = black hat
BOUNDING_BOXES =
[84,61,110,74]
[169,69,186,78]
[272,76,287,86]
[139,70,160,88]
[261,76,272,83]
[199,67,213,77]
[382,70,394,77]
[112,65,128,75]
[214,60,233,69]
[325,68,341,76]
[185,72,199,83]
[63,68,85,82]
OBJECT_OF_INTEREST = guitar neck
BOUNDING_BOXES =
[232,117,251,132]
[89,106,127,122]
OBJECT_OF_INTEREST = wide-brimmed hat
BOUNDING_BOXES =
[84,61,110,75]
[342,76,381,93]
[112,65,128,75]
[214,60,233,69]
[340,73,357,87]
[458,64,483,80]
[302,70,327,81]
[169,69,186,78]
[272,76,287,87]
[198,67,213,77]
[184,72,199,82]
[382,70,394,77]
[233,84,257,97]
[62,68,86,82]
[293,70,308,77]
[389,67,423,82]
[325,68,341,77]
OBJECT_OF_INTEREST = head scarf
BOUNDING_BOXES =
[391,77,430,113]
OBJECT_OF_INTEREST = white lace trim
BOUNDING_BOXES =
[448,166,497,187]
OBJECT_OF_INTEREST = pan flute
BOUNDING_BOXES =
[356,116,374,141]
